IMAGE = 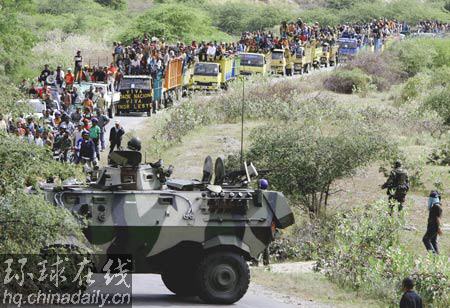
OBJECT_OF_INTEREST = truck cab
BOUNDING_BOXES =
[191,62,221,91]
[239,53,267,76]
[117,76,152,116]
[191,56,235,91]
[270,49,286,75]
[338,38,359,62]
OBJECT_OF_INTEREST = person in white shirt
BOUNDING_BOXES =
[73,122,84,147]
[207,43,216,58]
[35,129,44,147]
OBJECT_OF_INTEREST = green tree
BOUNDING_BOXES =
[120,3,230,43]
[0,133,84,254]
[424,87,450,126]
[247,122,395,216]
[326,0,357,9]
[0,3,36,76]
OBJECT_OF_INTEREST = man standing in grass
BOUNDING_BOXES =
[381,160,409,212]
[400,277,422,308]
[423,198,443,254]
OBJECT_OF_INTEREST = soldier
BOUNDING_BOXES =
[381,160,409,212]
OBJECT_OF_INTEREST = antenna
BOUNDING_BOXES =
[240,76,245,167]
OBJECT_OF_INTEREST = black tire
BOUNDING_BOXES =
[196,251,249,304]
[161,267,198,297]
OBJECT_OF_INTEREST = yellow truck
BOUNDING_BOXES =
[329,44,339,66]
[320,43,331,67]
[293,45,313,74]
[239,53,269,76]
[285,49,295,76]
[190,56,235,91]
[312,44,322,69]
[270,49,287,75]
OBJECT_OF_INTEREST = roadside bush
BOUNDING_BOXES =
[0,134,84,254]
[268,238,302,262]
[0,134,78,194]
[428,139,450,166]
[323,68,372,94]
[0,192,85,254]
[346,51,405,91]
[423,86,450,126]
[398,73,430,103]
[316,201,450,306]
[0,77,29,116]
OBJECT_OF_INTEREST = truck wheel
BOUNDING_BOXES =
[196,251,249,304]
[161,267,198,297]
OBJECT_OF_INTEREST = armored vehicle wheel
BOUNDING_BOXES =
[196,251,249,304]
[161,266,198,296]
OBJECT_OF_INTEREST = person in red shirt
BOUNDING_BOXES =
[64,68,75,90]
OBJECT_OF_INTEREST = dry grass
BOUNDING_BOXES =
[251,268,384,307]
[126,0,154,13]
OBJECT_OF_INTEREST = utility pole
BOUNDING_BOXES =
[240,76,245,167]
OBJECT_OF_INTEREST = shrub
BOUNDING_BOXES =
[316,201,450,306]
[119,3,231,43]
[94,0,126,10]
[398,73,430,103]
[346,51,405,91]
[423,86,450,125]
[428,139,450,166]
[209,2,293,34]
[389,38,450,77]
[0,8,36,77]
[245,121,395,215]
[0,134,84,255]
[323,68,372,94]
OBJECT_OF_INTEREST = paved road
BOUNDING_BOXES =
[103,113,149,151]
[131,274,298,308]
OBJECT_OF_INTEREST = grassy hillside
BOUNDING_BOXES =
[2,0,448,81]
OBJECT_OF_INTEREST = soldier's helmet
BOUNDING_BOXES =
[394,160,402,168]
[127,137,142,151]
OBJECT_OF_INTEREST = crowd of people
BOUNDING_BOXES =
[1,103,125,167]
[2,57,126,168]
[113,18,448,78]
[2,17,448,171]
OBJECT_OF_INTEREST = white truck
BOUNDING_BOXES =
[72,82,120,118]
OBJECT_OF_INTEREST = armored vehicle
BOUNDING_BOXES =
[43,138,294,304]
